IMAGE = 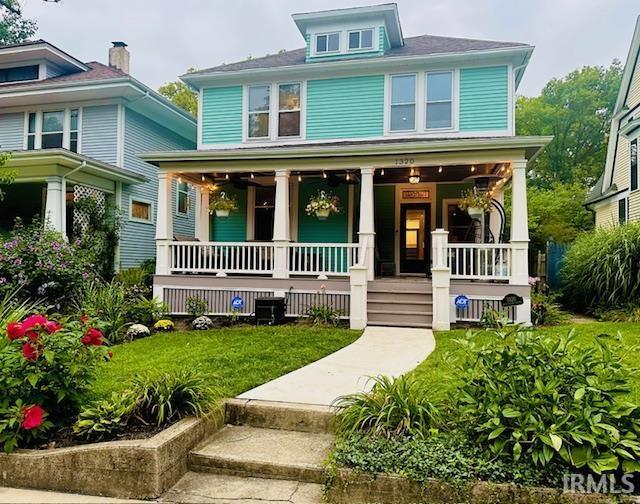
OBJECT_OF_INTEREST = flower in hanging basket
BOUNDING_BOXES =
[209,191,238,217]
[305,190,341,220]
[458,188,493,215]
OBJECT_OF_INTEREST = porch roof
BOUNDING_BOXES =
[142,136,552,173]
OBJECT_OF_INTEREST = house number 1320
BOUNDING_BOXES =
[395,158,415,165]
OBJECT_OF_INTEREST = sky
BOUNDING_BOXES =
[18,0,640,97]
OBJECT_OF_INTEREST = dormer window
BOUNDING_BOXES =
[0,64,38,84]
[348,29,374,51]
[316,32,340,53]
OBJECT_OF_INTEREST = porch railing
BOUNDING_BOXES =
[169,241,358,277]
[447,243,512,280]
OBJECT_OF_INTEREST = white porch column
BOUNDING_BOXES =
[195,184,210,242]
[44,176,64,233]
[431,229,451,331]
[154,172,174,279]
[509,159,531,325]
[349,264,368,329]
[358,167,375,281]
[273,168,290,279]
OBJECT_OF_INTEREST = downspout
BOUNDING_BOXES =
[60,161,86,240]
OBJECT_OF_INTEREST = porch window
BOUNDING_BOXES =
[177,181,189,215]
[254,186,275,241]
[316,32,340,53]
[632,139,638,191]
[130,198,153,223]
[619,198,628,224]
[278,83,301,137]
[41,111,64,149]
[26,113,36,150]
[248,85,270,138]
[426,71,453,129]
[390,74,416,131]
[348,29,373,50]
[70,109,79,153]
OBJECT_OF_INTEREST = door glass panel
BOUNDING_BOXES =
[404,209,425,260]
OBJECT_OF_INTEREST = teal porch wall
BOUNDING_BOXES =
[210,186,247,241]
[297,179,349,243]
[459,66,509,132]
[435,183,472,227]
[374,185,395,263]
[201,86,243,144]
[306,75,384,140]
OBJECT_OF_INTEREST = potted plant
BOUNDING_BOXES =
[209,191,238,218]
[458,189,492,219]
[305,190,341,220]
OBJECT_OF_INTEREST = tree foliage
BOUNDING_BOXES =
[158,68,198,116]
[0,4,37,46]
[517,62,622,189]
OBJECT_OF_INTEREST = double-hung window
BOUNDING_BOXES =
[390,74,416,132]
[41,111,64,149]
[348,29,373,50]
[278,83,301,137]
[26,109,80,151]
[316,32,339,53]
[177,181,189,215]
[70,109,79,152]
[27,112,36,150]
[632,138,638,191]
[248,85,270,139]
[426,72,453,129]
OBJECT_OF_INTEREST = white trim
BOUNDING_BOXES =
[129,195,154,224]
[114,181,123,271]
[116,104,125,167]
[290,178,299,242]
[347,183,354,242]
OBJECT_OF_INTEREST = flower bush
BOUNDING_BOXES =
[0,314,110,452]
[153,319,174,332]
[458,188,493,213]
[305,190,341,217]
[126,324,150,340]
[209,191,238,213]
[192,316,214,330]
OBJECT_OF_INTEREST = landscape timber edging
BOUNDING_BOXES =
[325,468,640,504]
[0,406,224,500]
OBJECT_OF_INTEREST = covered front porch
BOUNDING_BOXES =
[145,137,550,329]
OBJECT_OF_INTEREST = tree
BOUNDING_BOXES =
[0,1,37,45]
[158,68,198,116]
[517,62,622,189]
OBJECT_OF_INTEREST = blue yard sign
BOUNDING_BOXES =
[454,295,469,310]
[231,296,244,310]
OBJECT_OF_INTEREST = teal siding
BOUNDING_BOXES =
[306,76,384,139]
[297,179,349,243]
[81,105,118,164]
[210,186,247,241]
[120,109,195,269]
[380,26,389,53]
[0,113,24,150]
[459,66,509,132]
[201,86,243,144]
[374,185,395,263]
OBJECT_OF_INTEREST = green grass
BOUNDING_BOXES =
[412,322,640,403]
[91,325,361,400]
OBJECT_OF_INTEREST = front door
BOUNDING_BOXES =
[400,203,430,274]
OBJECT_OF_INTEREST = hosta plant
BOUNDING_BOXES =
[453,326,640,474]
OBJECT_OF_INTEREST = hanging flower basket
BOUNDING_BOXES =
[305,190,341,220]
[209,191,238,218]
[458,189,492,218]
[466,206,484,219]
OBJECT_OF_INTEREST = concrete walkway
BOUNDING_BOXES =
[0,487,145,503]
[237,325,435,406]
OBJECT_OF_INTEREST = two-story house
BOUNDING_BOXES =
[145,4,551,329]
[0,40,196,269]
[586,16,640,227]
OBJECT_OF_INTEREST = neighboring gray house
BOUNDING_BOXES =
[0,40,196,269]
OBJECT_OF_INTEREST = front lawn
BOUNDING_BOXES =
[91,325,361,400]
[412,321,640,402]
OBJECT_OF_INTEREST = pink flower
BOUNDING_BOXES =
[22,342,38,361]
[81,327,103,346]
[7,322,24,341]
[44,321,62,334]
[21,315,48,331]
[21,405,45,430]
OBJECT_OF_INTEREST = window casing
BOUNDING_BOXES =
[25,108,80,151]
[70,109,79,153]
[27,112,36,150]
[632,138,638,191]
[248,85,270,139]
[315,32,340,53]
[348,29,374,50]
[278,83,301,137]
[130,198,153,223]
[390,74,416,132]
[619,198,628,224]
[177,181,189,215]
[426,71,453,130]
[0,65,38,84]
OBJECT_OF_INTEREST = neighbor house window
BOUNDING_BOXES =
[254,186,275,241]
[248,85,270,138]
[41,110,64,149]
[316,32,339,53]
[0,64,38,83]
[619,198,628,224]
[278,83,301,137]
[348,29,373,50]
[632,139,638,191]
[26,112,36,150]
[177,181,189,215]
[426,71,453,129]
[70,109,79,153]
[130,199,152,223]
[390,74,416,131]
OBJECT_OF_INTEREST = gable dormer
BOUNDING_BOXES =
[292,3,403,62]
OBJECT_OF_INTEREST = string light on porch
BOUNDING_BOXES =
[438,166,443,174]
[298,173,302,182]
[225,173,229,180]
[250,173,255,179]
[380,168,385,176]
[470,165,476,173]
[322,171,327,179]
[346,172,351,181]
[201,174,205,182]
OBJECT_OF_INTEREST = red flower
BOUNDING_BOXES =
[44,321,62,334]
[25,330,39,342]
[80,315,89,324]
[22,342,38,361]
[6,322,24,340]
[21,405,45,430]
[81,327,103,346]
[21,314,48,330]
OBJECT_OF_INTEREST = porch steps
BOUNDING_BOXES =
[367,279,433,328]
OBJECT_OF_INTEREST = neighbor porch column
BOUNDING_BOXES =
[359,167,375,281]
[273,168,290,279]
[431,229,451,331]
[154,172,174,279]
[509,159,531,325]
[44,176,64,233]
[195,184,210,242]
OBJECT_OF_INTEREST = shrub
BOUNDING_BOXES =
[74,368,219,440]
[128,296,167,326]
[153,319,174,332]
[74,279,128,342]
[479,306,509,329]
[306,304,342,326]
[454,326,640,474]
[0,314,110,452]
[562,222,640,311]
[595,304,640,323]
[334,375,441,440]
[531,292,568,326]
[126,324,150,340]
[192,316,213,330]
[186,296,208,318]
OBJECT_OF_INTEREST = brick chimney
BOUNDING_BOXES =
[109,41,130,74]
